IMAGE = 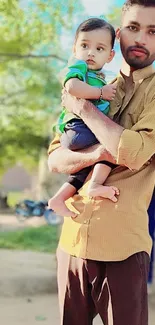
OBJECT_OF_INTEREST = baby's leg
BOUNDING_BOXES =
[50,120,98,218]
[88,163,119,202]
[48,183,77,218]
[49,167,91,218]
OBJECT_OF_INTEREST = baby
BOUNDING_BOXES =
[49,18,119,218]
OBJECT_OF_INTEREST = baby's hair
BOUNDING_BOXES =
[74,18,115,49]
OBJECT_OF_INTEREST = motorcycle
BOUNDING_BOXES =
[15,199,62,225]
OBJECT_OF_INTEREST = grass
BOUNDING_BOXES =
[7,191,23,208]
[0,225,59,253]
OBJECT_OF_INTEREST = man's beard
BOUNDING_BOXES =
[125,57,150,69]
[121,45,154,69]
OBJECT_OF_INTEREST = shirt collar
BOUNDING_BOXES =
[118,64,155,85]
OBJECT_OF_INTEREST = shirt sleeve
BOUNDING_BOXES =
[48,134,61,155]
[117,98,155,170]
[63,59,88,86]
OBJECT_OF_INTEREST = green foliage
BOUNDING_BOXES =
[0,0,82,172]
[7,191,23,207]
[0,225,59,252]
[107,6,121,27]
[0,1,120,173]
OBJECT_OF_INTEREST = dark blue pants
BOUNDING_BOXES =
[61,119,115,191]
[148,194,155,284]
[61,119,99,151]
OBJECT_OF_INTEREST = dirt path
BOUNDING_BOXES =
[0,214,47,231]
[0,294,155,325]
[0,295,103,325]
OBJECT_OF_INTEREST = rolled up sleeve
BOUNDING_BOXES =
[48,134,61,155]
[117,99,155,170]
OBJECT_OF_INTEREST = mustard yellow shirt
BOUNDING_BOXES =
[48,65,155,261]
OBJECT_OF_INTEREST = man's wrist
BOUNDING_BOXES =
[73,98,86,116]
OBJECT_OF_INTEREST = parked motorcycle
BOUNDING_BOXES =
[15,199,62,225]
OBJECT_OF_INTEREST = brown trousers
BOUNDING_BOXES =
[57,248,150,325]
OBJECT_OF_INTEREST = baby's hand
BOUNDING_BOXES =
[101,84,117,101]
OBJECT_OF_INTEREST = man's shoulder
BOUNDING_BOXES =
[48,134,60,155]
[144,73,155,101]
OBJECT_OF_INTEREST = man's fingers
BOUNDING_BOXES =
[61,87,67,94]
[112,81,117,87]
[61,88,68,106]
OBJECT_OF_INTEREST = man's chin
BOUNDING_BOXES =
[127,58,148,70]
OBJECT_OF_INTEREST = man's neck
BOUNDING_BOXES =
[120,59,135,78]
[120,59,134,90]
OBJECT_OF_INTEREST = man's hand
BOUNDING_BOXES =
[101,84,117,101]
[61,88,85,115]
[93,144,108,161]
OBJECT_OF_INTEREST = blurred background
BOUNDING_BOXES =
[0,1,154,325]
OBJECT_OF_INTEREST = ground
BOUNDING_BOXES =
[0,294,155,325]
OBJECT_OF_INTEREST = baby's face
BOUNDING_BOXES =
[74,28,115,70]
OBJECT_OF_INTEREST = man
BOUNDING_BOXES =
[48,1,155,324]
[148,191,155,292]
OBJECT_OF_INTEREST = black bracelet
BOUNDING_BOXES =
[99,88,102,100]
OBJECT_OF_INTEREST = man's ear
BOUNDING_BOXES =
[116,28,121,41]
[107,49,115,63]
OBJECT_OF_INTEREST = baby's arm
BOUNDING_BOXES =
[65,78,101,99]
[65,78,117,101]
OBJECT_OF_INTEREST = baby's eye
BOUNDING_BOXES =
[97,47,104,52]
[149,29,155,35]
[81,43,88,49]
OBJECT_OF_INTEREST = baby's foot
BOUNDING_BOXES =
[48,197,77,218]
[88,183,119,202]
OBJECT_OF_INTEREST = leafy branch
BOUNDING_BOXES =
[0,53,67,62]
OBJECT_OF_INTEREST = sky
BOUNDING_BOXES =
[81,0,124,15]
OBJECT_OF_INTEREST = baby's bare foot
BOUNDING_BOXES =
[88,183,119,202]
[48,197,77,218]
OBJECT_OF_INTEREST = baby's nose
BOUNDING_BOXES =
[88,50,95,57]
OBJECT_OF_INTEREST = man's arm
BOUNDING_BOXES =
[62,91,124,161]
[62,91,155,171]
[48,138,115,174]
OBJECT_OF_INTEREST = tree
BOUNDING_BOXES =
[106,6,121,27]
[0,0,83,172]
